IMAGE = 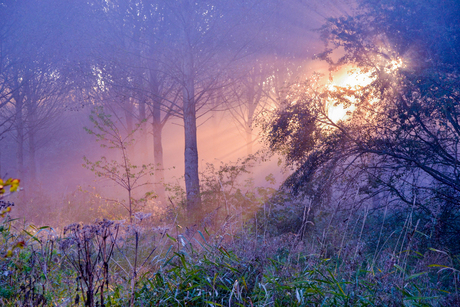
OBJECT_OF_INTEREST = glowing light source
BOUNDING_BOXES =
[331,69,374,89]
[325,56,404,123]
[326,67,375,123]
[385,58,404,73]
[327,103,348,123]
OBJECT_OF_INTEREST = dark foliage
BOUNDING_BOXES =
[264,0,460,253]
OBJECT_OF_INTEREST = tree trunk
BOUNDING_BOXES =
[135,37,149,164]
[138,94,149,164]
[183,54,201,216]
[147,62,166,204]
[152,100,166,203]
[125,97,134,133]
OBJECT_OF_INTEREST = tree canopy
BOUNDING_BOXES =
[264,0,460,250]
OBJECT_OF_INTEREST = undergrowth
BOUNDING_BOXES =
[1,199,459,306]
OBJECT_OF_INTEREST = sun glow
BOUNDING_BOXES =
[325,68,373,123]
[326,57,404,123]
[327,103,349,123]
[385,58,404,73]
[330,69,374,89]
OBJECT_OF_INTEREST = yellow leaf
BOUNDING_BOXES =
[15,240,25,249]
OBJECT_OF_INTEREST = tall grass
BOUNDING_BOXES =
[1,198,459,306]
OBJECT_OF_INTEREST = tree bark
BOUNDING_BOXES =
[138,93,149,162]
[125,97,134,133]
[152,99,166,203]
[134,33,149,164]
[183,53,201,215]
[147,61,167,204]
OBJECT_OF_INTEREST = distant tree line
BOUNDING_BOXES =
[0,0,328,217]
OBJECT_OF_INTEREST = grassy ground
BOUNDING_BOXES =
[1,200,459,307]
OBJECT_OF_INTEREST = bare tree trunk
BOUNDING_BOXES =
[139,98,146,122]
[147,62,167,204]
[183,54,201,216]
[125,98,134,133]
[135,38,149,165]
[152,100,165,203]
[138,95,149,163]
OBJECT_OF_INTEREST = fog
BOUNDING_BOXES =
[0,0,352,226]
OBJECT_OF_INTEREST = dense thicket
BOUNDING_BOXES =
[264,0,460,252]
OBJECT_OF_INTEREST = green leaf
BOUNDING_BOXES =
[428,264,451,268]
[166,233,177,242]
[393,264,406,273]
[406,271,428,280]
[23,230,41,243]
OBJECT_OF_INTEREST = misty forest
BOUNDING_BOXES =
[1,0,460,306]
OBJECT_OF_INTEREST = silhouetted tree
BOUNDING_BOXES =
[265,0,460,250]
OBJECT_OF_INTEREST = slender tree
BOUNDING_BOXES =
[158,0,272,216]
[93,0,180,203]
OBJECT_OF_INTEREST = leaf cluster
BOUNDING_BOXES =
[264,0,460,253]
